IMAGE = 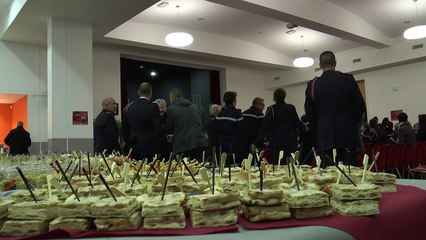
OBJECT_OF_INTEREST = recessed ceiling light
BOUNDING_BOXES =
[157,2,169,8]
[150,71,157,76]
[286,29,296,34]
[197,18,204,21]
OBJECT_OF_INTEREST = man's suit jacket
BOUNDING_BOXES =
[305,70,366,151]
[121,98,162,159]
[94,109,121,155]
[4,126,31,155]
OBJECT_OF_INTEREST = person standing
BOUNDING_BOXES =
[121,82,162,160]
[253,88,306,164]
[94,97,121,155]
[240,97,265,160]
[4,121,31,155]
[154,98,171,160]
[397,112,416,144]
[304,51,366,166]
[165,88,208,161]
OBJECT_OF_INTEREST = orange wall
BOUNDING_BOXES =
[0,104,12,145]
[11,96,28,130]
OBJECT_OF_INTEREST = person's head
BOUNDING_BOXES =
[154,99,167,116]
[319,51,336,70]
[138,82,152,99]
[102,97,117,114]
[381,117,390,127]
[397,112,408,123]
[273,88,286,102]
[169,88,184,104]
[210,104,222,117]
[414,122,420,134]
[17,121,24,128]
[223,91,237,106]
[369,118,378,129]
[252,97,265,113]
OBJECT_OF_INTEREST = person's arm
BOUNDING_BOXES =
[349,76,366,122]
[397,125,406,144]
[292,105,306,133]
[253,107,273,147]
[27,132,31,147]
[105,117,120,152]
[304,80,316,124]
[4,131,12,146]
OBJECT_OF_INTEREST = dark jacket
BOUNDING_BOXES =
[94,109,121,155]
[4,126,31,155]
[254,101,304,148]
[304,70,366,151]
[216,105,243,148]
[121,98,162,159]
[204,115,219,147]
[398,122,416,143]
[241,106,264,146]
[165,99,208,154]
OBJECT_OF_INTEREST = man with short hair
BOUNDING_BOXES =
[165,88,208,161]
[304,51,366,166]
[94,97,121,155]
[121,82,162,160]
[4,121,31,155]
[397,112,416,143]
[240,97,265,159]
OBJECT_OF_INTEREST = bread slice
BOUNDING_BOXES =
[78,185,109,198]
[10,189,46,202]
[94,211,142,231]
[285,190,329,208]
[191,208,237,228]
[0,219,48,236]
[331,183,380,200]
[241,204,291,222]
[58,196,101,218]
[142,196,182,217]
[91,196,140,218]
[188,193,240,212]
[143,212,186,229]
[181,182,209,194]
[240,189,285,206]
[290,205,333,219]
[8,201,59,220]
[49,217,93,231]
[330,198,380,216]
[218,179,247,193]
[252,178,283,189]
[116,183,147,196]
[367,172,396,184]
[0,201,12,217]
[375,183,397,193]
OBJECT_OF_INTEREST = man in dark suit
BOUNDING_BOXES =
[397,112,416,143]
[4,121,31,155]
[121,82,162,160]
[304,51,366,166]
[94,97,121,155]
[240,97,265,160]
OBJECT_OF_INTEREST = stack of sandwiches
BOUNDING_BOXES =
[91,196,141,231]
[330,183,381,216]
[142,195,186,229]
[367,172,397,192]
[285,189,332,219]
[240,189,291,222]
[188,193,240,228]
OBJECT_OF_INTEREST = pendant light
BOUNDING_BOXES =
[165,5,194,47]
[293,35,314,68]
[403,0,426,40]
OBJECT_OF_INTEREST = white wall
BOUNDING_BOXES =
[283,59,426,125]
[0,40,47,144]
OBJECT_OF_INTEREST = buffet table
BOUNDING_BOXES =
[1,179,425,240]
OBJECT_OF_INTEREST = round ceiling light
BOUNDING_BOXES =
[165,32,193,47]
[293,57,314,68]
[403,25,426,39]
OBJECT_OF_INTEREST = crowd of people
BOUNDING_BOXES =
[91,50,425,167]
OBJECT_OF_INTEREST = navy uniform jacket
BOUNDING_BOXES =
[121,98,162,159]
[216,105,243,148]
[254,101,304,148]
[240,106,264,146]
[4,126,31,155]
[304,70,366,151]
[94,109,121,155]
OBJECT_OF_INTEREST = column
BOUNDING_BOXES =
[47,18,93,153]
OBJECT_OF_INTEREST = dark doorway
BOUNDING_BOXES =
[120,58,221,118]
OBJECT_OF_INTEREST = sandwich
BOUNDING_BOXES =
[0,220,48,236]
[94,211,142,231]
[49,217,93,231]
[91,196,140,218]
[58,196,101,218]
[8,201,59,220]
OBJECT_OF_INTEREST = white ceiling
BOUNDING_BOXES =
[1,0,425,69]
[0,93,26,104]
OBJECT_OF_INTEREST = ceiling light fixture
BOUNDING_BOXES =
[150,71,157,77]
[165,5,194,47]
[404,0,426,40]
[293,35,314,68]
[157,2,169,8]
